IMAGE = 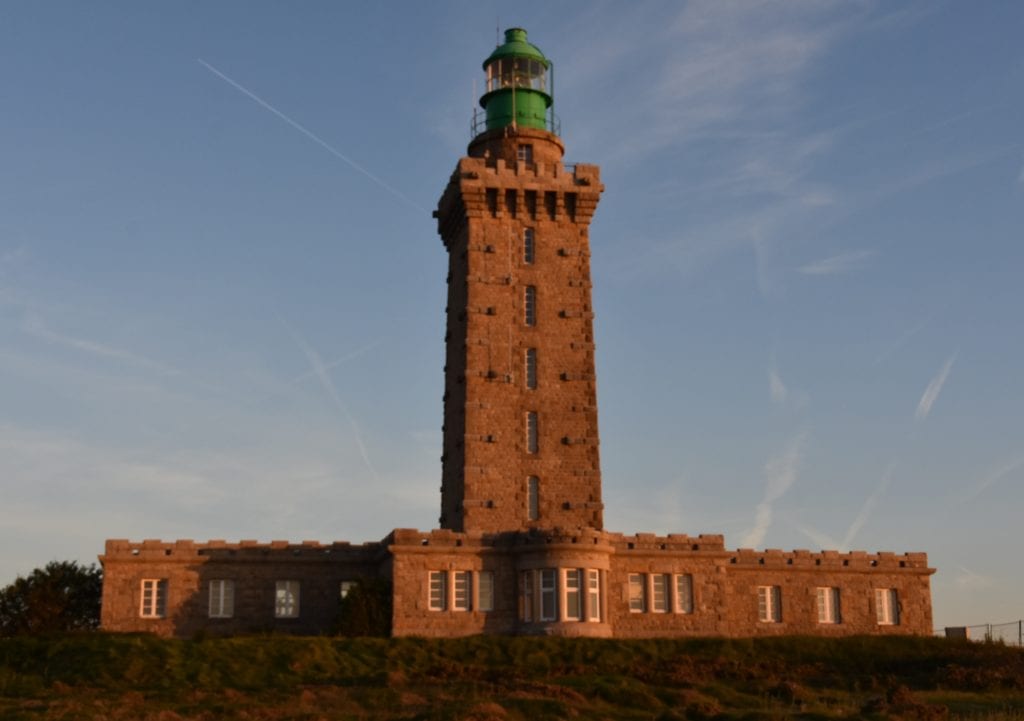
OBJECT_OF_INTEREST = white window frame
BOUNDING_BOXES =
[140,579,167,618]
[539,569,557,621]
[628,573,646,613]
[526,412,538,454]
[651,574,669,613]
[478,571,494,612]
[757,585,782,623]
[275,580,300,619]
[587,569,601,622]
[525,348,537,389]
[521,570,534,621]
[524,285,536,326]
[563,569,582,621]
[674,574,694,614]
[816,587,841,624]
[208,579,234,619]
[523,227,535,264]
[429,571,447,611]
[453,571,471,611]
[875,588,899,625]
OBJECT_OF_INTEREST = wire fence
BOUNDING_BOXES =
[939,620,1024,646]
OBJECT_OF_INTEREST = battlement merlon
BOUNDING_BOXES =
[727,547,934,572]
[99,538,386,562]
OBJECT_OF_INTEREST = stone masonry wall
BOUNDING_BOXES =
[100,539,385,638]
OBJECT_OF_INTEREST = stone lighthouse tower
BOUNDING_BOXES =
[435,28,605,535]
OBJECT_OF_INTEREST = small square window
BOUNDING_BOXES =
[340,581,356,599]
[275,580,300,618]
[140,579,167,618]
[517,144,533,163]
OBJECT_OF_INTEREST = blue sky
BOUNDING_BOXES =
[1,1,1022,630]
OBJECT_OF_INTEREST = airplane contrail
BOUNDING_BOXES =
[198,58,427,214]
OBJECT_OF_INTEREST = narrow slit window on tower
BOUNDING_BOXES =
[525,348,537,389]
[517,144,533,163]
[524,286,536,326]
[523,227,535,264]
[526,412,538,454]
[486,188,498,217]
[527,476,539,520]
[525,190,537,219]
[505,189,517,218]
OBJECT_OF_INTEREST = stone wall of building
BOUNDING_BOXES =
[435,128,606,535]
[100,539,385,637]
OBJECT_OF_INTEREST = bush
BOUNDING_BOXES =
[0,561,102,636]
[334,578,392,637]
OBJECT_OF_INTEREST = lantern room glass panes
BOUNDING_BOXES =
[486,58,548,93]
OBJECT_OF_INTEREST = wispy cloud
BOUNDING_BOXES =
[798,249,874,275]
[769,367,788,405]
[915,352,957,421]
[741,431,808,548]
[289,331,378,480]
[955,566,994,591]
[197,59,427,214]
[21,313,180,376]
[841,462,895,550]
[965,456,1024,502]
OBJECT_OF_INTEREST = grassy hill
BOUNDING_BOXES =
[2,633,1024,720]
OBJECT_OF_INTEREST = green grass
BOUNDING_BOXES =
[1,634,1023,719]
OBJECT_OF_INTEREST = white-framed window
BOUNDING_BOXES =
[628,573,646,613]
[523,227,535,264]
[652,574,669,613]
[429,571,447,611]
[521,570,534,621]
[275,580,300,618]
[140,579,167,618]
[564,569,582,621]
[527,476,540,520]
[526,412,538,454]
[816,587,841,624]
[208,579,234,619]
[524,285,536,326]
[675,574,694,614]
[453,571,471,611]
[525,348,537,389]
[340,581,355,599]
[517,144,533,163]
[587,570,601,622]
[757,585,781,623]
[478,571,494,612]
[539,569,557,621]
[875,588,899,625]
